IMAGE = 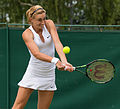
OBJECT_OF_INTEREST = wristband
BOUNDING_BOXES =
[51,57,59,64]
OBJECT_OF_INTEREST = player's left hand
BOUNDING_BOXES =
[63,62,74,72]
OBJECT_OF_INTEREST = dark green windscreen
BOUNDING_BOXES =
[0,28,120,109]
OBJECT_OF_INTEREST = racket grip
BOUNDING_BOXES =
[73,67,76,71]
[63,64,76,71]
[63,64,67,71]
[64,66,68,71]
[64,66,76,71]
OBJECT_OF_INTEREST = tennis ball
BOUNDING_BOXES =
[63,46,70,54]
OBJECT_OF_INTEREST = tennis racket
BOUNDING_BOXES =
[70,59,115,84]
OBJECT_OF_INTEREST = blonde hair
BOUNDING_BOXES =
[26,5,46,24]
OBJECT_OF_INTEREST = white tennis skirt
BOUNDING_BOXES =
[18,65,57,91]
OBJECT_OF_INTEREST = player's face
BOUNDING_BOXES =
[32,13,46,29]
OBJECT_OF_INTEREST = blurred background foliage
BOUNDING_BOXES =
[0,0,120,25]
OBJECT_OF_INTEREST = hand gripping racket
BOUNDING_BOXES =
[67,59,115,84]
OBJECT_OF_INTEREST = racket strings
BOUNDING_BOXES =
[87,61,114,83]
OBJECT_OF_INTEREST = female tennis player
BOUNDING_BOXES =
[12,5,73,109]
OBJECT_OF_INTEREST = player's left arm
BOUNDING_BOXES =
[45,20,73,71]
[45,20,67,63]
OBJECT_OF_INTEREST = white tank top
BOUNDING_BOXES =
[27,25,55,77]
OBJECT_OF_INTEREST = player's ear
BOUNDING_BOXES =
[29,17,32,22]
[29,17,33,24]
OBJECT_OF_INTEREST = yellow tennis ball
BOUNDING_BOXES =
[63,46,70,54]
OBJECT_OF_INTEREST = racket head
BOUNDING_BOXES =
[86,59,115,83]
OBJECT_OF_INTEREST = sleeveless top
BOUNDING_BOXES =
[27,25,56,78]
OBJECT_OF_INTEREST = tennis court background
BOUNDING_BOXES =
[0,25,120,109]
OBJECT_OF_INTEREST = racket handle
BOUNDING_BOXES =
[64,66,76,71]
[63,64,67,71]
[64,66,68,70]
[63,64,76,71]
[73,67,76,70]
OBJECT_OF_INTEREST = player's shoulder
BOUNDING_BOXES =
[45,19,55,27]
[45,19,56,33]
[22,28,31,36]
[22,28,34,40]
[45,19,54,24]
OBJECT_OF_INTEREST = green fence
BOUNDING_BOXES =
[0,24,120,109]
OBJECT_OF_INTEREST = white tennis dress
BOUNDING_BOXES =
[18,25,57,91]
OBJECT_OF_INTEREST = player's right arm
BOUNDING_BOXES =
[22,29,53,63]
[22,29,65,70]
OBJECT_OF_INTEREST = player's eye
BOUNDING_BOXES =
[38,17,46,22]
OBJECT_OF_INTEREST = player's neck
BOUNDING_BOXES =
[32,26,43,34]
